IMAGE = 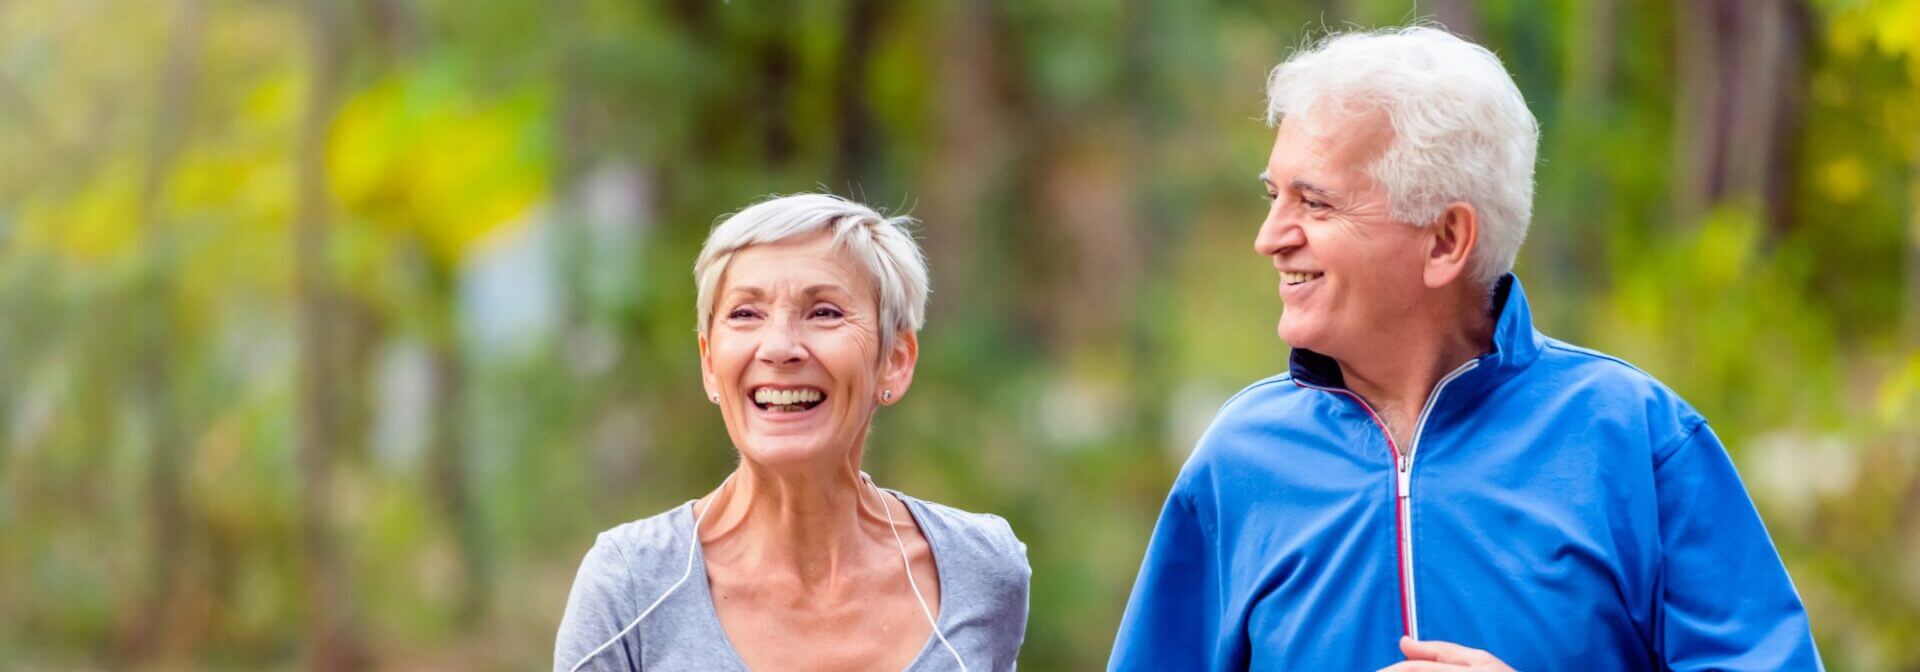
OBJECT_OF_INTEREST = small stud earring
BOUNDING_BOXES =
[882,390,893,402]
[710,393,719,402]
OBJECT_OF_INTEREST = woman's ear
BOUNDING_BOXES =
[878,331,919,405]
[699,334,719,403]
[1424,201,1479,289]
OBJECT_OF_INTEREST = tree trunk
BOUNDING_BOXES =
[758,0,797,165]
[426,264,488,628]
[831,0,885,191]
[1905,137,1920,588]
[295,0,360,668]
[1673,0,1809,238]
[1567,0,1617,108]
[920,0,1012,321]
[1431,0,1483,40]
[127,0,202,659]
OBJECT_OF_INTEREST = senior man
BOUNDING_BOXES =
[1109,27,1822,671]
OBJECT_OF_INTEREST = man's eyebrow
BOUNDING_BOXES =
[1289,178,1340,200]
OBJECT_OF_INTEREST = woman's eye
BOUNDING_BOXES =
[727,308,758,320]
[811,307,844,319]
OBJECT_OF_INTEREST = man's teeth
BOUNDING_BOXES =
[1282,271,1324,285]
[753,388,823,406]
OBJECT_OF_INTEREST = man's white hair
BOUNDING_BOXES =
[1265,25,1539,287]
[694,193,929,350]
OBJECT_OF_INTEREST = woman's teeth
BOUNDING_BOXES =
[1282,271,1324,285]
[752,387,825,411]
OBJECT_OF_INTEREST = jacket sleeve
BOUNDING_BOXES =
[1108,483,1226,671]
[553,534,640,672]
[1654,422,1824,671]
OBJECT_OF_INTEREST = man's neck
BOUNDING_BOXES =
[1335,286,1495,450]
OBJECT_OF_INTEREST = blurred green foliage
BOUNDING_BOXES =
[2,0,1919,669]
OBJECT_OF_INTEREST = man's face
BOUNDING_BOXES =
[1256,107,1431,357]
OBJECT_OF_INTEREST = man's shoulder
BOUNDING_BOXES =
[1177,373,1329,474]
[1213,371,1316,421]
[1533,338,1693,403]
[1526,337,1709,446]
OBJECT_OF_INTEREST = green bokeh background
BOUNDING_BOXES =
[3,0,1919,669]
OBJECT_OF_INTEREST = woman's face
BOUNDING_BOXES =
[700,231,917,472]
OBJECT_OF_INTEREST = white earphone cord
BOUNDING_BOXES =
[567,472,968,672]
[865,472,970,672]
[568,474,730,672]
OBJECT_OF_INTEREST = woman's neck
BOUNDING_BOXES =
[696,457,894,589]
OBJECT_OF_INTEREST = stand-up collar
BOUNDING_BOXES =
[1288,274,1545,394]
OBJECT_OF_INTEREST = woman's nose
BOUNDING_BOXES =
[755,318,807,365]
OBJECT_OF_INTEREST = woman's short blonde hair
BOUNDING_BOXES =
[694,193,929,350]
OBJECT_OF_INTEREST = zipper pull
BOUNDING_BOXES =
[1397,466,1411,498]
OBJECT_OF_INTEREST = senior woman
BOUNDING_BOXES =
[554,193,1030,672]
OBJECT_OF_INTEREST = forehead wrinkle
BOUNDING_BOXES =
[800,283,853,298]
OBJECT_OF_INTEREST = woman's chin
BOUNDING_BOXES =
[738,436,846,469]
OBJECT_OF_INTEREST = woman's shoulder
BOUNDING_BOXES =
[895,493,1029,575]
[585,503,697,578]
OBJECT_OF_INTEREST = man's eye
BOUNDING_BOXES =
[1263,191,1279,201]
[811,307,844,319]
[1303,197,1330,211]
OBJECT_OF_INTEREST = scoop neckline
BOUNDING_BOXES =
[679,489,951,671]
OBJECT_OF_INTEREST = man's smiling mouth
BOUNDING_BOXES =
[1281,271,1324,286]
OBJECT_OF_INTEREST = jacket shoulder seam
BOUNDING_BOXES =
[1541,341,1658,377]
[1217,373,1295,411]
[1652,418,1710,470]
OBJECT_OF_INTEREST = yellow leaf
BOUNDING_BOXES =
[1818,155,1870,203]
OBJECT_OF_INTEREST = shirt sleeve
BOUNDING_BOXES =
[1108,483,1226,671]
[1654,422,1824,671]
[553,534,640,672]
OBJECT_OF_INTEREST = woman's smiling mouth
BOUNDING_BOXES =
[751,386,828,412]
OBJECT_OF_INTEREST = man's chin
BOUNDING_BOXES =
[1276,318,1317,351]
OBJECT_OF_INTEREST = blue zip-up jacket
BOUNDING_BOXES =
[1110,276,1820,671]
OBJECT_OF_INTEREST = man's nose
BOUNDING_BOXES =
[1254,210,1305,257]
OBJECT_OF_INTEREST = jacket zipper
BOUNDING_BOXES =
[1398,361,1480,640]
[1295,359,1478,641]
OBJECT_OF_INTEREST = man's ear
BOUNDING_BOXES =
[1425,201,1479,289]
[699,334,719,403]
[878,331,919,405]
